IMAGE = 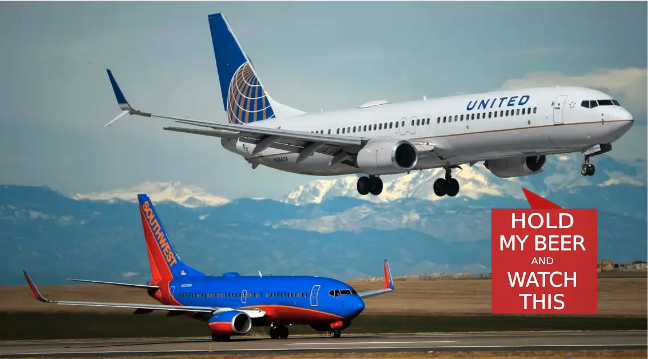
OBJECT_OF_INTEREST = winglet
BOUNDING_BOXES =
[104,69,151,127]
[383,259,394,290]
[23,271,50,303]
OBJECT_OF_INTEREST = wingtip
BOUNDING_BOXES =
[23,271,48,302]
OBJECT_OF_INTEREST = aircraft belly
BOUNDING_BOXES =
[251,152,359,176]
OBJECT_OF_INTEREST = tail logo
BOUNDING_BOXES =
[227,62,275,124]
[142,200,178,267]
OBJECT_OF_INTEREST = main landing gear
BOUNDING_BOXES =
[433,167,460,197]
[357,175,383,196]
[269,325,289,339]
[328,330,341,338]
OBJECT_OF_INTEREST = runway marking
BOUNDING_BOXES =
[288,340,458,345]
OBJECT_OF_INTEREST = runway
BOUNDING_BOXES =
[0,331,645,357]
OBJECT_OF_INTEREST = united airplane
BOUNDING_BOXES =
[23,194,394,341]
[104,13,634,198]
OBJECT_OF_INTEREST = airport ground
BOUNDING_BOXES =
[0,276,645,341]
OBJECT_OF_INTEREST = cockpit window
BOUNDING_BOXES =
[582,99,619,108]
[329,289,357,297]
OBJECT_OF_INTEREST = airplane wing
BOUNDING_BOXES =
[67,278,159,289]
[357,259,395,299]
[24,272,265,318]
[104,70,369,166]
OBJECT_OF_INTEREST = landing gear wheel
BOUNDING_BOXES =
[581,164,595,176]
[369,177,383,196]
[446,178,460,197]
[269,327,280,339]
[212,333,231,341]
[329,330,341,338]
[357,176,371,195]
[278,325,289,339]
[433,178,447,197]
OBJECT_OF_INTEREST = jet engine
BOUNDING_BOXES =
[356,139,418,175]
[208,310,252,335]
[484,155,546,178]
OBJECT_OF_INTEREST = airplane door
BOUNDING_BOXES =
[409,117,417,134]
[241,290,247,304]
[553,95,567,125]
[399,117,407,135]
[310,285,321,307]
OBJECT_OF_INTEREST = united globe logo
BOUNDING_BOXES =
[226,62,275,124]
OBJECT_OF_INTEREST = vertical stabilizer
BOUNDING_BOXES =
[207,13,305,125]
[137,194,205,280]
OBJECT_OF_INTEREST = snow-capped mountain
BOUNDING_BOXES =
[71,181,229,208]
[282,154,647,205]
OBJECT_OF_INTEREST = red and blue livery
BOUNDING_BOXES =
[23,194,395,340]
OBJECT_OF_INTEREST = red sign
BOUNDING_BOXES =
[491,188,597,314]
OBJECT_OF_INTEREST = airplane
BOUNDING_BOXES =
[104,13,634,198]
[23,194,394,341]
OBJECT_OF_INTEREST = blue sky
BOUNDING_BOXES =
[0,2,645,200]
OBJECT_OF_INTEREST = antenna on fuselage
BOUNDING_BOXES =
[258,271,262,278]
[423,95,427,101]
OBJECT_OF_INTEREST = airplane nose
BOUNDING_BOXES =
[351,298,365,317]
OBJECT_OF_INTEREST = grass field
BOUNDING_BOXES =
[0,277,645,340]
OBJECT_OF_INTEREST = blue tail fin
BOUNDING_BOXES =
[208,13,304,124]
[137,194,205,280]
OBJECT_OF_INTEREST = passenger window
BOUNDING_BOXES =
[328,129,331,134]
[416,119,420,126]
[494,111,497,118]
[443,116,446,123]
[533,107,537,114]
[389,122,393,129]
[363,125,367,131]
[379,124,382,130]
[454,115,458,122]
[342,128,345,134]
[336,129,339,134]
[477,113,480,119]
[521,108,525,115]
[401,121,405,127]
[437,117,441,123]
[488,112,492,119]
[516,109,520,115]
[374,124,377,130]
[353,126,356,133]
[411,120,415,126]
[470,114,474,120]
[460,115,463,121]
[506,110,509,116]
[395,122,398,128]
[426,118,430,125]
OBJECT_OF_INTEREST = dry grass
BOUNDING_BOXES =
[15,350,647,359]
[1,278,645,317]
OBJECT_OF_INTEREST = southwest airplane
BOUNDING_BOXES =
[24,195,394,341]
[105,13,634,198]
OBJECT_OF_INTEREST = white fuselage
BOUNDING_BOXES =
[221,86,633,176]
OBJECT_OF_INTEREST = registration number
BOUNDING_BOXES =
[273,156,289,163]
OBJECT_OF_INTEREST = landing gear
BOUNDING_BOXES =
[433,168,460,197]
[357,176,383,196]
[211,333,231,341]
[581,163,595,176]
[269,325,289,339]
[328,330,341,338]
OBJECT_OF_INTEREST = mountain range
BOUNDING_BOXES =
[0,154,645,286]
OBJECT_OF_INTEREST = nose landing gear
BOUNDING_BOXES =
[357,176,383,196]
[433,167,460,197]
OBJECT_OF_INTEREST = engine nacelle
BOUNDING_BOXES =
[484,155,546,178]
[356,139,418,175]
[208,310,252,335]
